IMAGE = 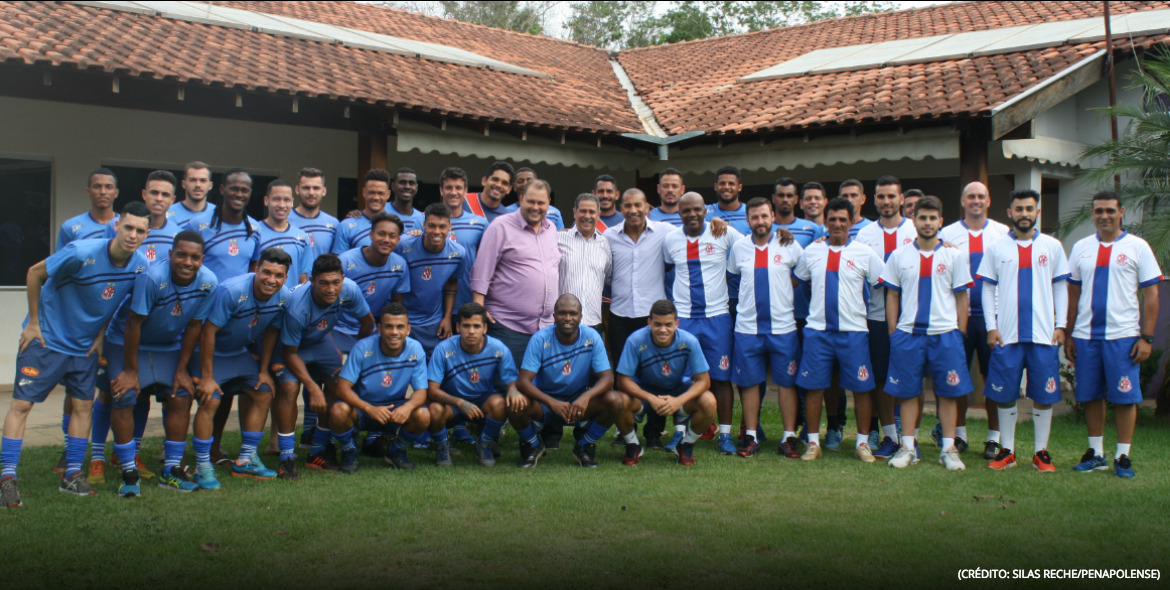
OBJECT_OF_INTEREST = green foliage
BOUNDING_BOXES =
[438,0,548,34]
[1063,49,1170,271]
[565,1,896,50]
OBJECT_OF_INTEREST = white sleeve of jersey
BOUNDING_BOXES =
[1137,240,1164,285]
[952,250,973,291]
[1053,280,1068,330]
[983,281,998,332]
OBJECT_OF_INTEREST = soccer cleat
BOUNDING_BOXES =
[360,436,390,458]
[867,430,881,449]
[662,431,684,452]
[645,433,664,451]
[622,443,644,466]
[1073,449,1108,473]
[450,424,477,445]
[1114,454,1135,479]
[383,445,415,470]
[277,459,300,481]
[989,448,1016,470]
[778,437,801,459]
[873,437,899,460]
[542,427,564,451]
[1,476,21,508]
[717,433,737,455]
[572,443,599,468]
[889,444,919,469]
[192,463,221,490]
[476,439,497,468]
[930,422,943,447]
[699,423,717,440]
[955,437,969,454]
[340,450,359,474]
[824,428,843,452]
[232,458,276,480]
[737,436,760,458]
[306,450,340,472]
[298,426,315,449]
[118,469,142,497]
[939,447,966,471]
[800,442,822,461]
[158,466,198,492]
[59,472,98,496]
[434,441,453,467]
[1032,450,1056,473]
[855,442,876,463]
[133,456,155,480]
[53,449,67,473]
[983,440,1001,460]
[87,459,107,485]
[675,442,695,466]
[518,440,547,468]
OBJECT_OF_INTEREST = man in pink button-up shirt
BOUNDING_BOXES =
[471,179,561,368]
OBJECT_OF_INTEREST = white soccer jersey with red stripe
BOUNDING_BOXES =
[938,219,1010,320]
[794,240,885,333]
[727,234,803,335]
[856,218,917,321]
[880,243,973,335]
[662,223,743,319]
[1068,231,1163,340]
[976,232,1070,345]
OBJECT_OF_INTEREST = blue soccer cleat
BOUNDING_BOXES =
[663,431,684,453]
[1073,449,1108,473]
[193,463,221,490]
[824,428,843,451]
[873,436,899,460]
[717,433,736,455]
[118,469,141,498]
[232,457,276,480]
[1114,454,1135,479]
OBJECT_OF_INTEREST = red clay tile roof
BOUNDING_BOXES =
[617,0,1170,135]
[0,1,643,134]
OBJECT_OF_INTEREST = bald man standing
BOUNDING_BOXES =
[938,182,1011,459]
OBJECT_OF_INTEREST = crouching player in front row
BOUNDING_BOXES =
[880,196,974,470]
[512,294,624,468]
[331,303,430,473]
[106,231,218,495]
[426,303,520,467]
[615,300,716,466]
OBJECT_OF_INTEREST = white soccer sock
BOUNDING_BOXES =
[674,424,687,433]
[624,430,639,445]
[808,432,819,445]
[882,424,897,440]
[856,434,867,448]
[783,430,796,440]
[942,437,955,451]
[1032,407,1052,453]
[986,429,1000,444]
[718,424,731,435]
[1116,443,1131,459]
[1088,436,1104,457]
[955,426,967,441]
[745,429,757,440]
[682,425,702,444]
[901,435,916,449]
[997,405,1017,453]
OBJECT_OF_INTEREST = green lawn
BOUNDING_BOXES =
[3,409,1168,589]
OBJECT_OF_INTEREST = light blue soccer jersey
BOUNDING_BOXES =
[520,325,611,401]
[33,239,150,355]
[336,247,410,336]
[279,279,370,348]
[387,205,426,235]
[57,212,118,250]
[103,217,184,264]
[289,208,339,258]
[616,326,709,395]
[205,273,292,355]
[427,335,518,400]
[185,211,261,282]
[396,235,469,327]
[167,201,215,228]
[254,220,312,279]
[648,208,683,228]
[106,263,218,351]
[331,214,375,254]
[448,211,487,312]
[705,203,750,235]
[338,335,428,405]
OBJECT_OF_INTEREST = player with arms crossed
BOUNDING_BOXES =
[880,196,974,470]
[1066,191,1162,478]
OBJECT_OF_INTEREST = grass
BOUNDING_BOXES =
[2,408,1168,589]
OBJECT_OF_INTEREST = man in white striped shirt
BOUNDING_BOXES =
[557,194,612,333]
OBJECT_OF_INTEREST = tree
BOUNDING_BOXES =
[385,1,558,35]
[564,1,896,50]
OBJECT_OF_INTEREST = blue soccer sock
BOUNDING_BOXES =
[311,427,333,455]
[238,431,262,464]
[516,424,540,446]
[193,437,213,466]
[277,432,296,462]
[133,397,150,454]
[302,408,318,433]
[1,437,23,478]
[363,431,381,446]
[89,399,111,463]
[432,428,449,445]
[580,420,610,447]
[113,441,136,474]
[482,417,505,442]
[163,440,185,472]
[61,413,70,437]
[65,435,88,477]
[335,428,356,453]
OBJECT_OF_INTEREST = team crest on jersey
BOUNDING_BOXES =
[773,254,783,264]
[1117,254,1128,265]
[228,241,239,256]
[661,362,672,376]
[248,315,259,328]
[946,370,959,386]
[1045,377,1057,393]
[1038,254,1048,267]
[316,319,329,330]
[902,238,912,245]
[365,282,376,295]
[705,244,715,254]
[20,367,39,377]
[562,362,572,376]
[421,268,432,280]
[1119,376,1133,393]
[449,232,457,241]
[469,369,480,383]
[171,302,183,316]
[101,284,116,300]
[308,236,315,247]
[858,365,869,381]
[936,263,947,275]
[382,372,393,387]
[719,355,729,370]
[145,246,157,261]
[787,361,797,376]
[84,258,96,266]
[846,259,856,270]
